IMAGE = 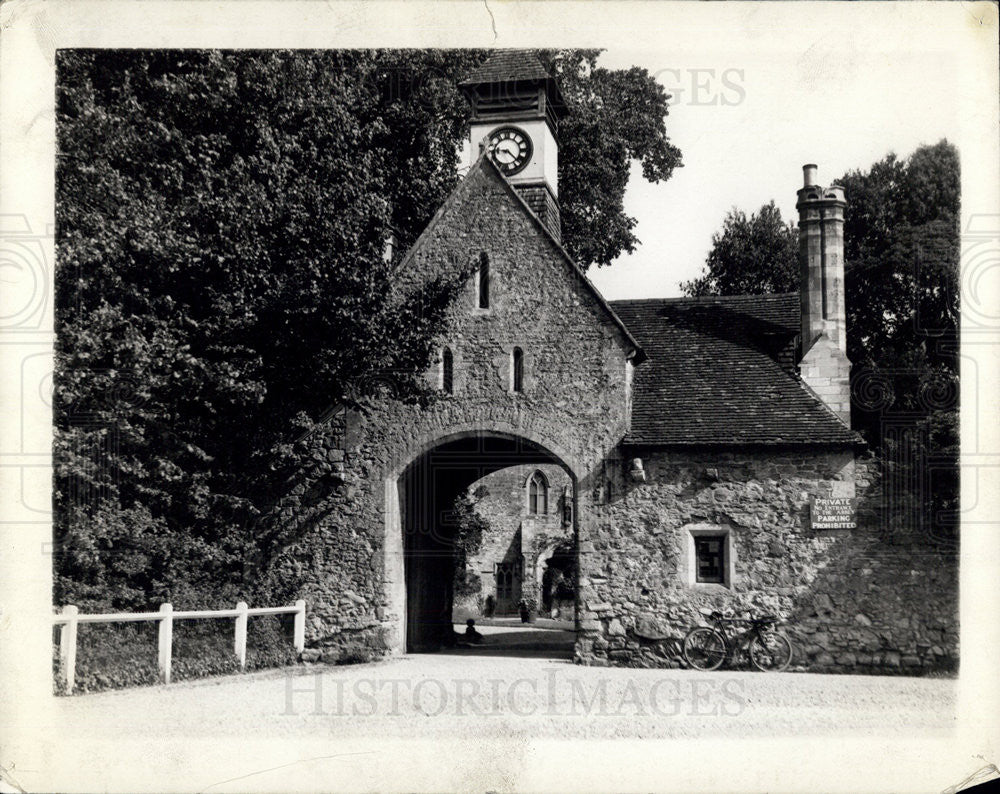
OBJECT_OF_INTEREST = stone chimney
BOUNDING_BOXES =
[796,165,852,426]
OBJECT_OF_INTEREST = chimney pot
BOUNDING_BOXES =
[803,164,818,187]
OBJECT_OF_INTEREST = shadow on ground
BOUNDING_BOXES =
[426,623,576,659]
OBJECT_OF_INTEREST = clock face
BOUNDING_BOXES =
[487,126,533,176]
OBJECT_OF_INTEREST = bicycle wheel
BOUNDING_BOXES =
[749,630,793,672]
[683,627,727,671]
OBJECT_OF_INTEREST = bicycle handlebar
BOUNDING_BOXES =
[708,610,780,624]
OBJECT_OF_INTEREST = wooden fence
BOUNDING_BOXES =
[53,600,306,694]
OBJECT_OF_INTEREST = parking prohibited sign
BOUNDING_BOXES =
[810,497,856,530]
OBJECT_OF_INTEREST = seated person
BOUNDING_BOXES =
[464,618,484,644]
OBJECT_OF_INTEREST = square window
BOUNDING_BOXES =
[694,535,726,584]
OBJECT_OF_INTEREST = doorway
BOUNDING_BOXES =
[395,432,577,655]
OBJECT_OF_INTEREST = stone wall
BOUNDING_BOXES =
[575,449,958,674]
[452,463,573,617]
[255,156,957,674]
[261,158,633,660]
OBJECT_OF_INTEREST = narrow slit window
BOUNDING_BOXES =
[512,347,523,392]
[478,252,490,309]
[442,348,453,394]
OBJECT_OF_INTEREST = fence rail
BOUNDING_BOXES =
[53,600,306,694]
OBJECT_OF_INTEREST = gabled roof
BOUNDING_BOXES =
[611,294,861,447]
[395,151,645,363]
[459,49,555,86]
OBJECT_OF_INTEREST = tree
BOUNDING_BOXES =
[55,49,681,610]
[683,140,959,399]
[544,50,683,268]
[837,141,959,375]
[450,489,489,600]
[54,50,478,608]
[681,202,798,296]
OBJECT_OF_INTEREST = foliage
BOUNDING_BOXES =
[541,540,578,608]
[55,48,682,614]
[53,622,158,695]
[837,141,959,376]
[543,50,683,268]
[52,616,298,695]
[450,489,489,598]
[681,202,798,296]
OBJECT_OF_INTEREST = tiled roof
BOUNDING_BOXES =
[611,294,860,446]
[459,49,554,86]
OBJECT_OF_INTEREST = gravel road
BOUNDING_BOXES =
[23,635,960,794]
[53,629,955,742]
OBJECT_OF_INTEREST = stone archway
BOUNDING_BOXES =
[383,428,580,655]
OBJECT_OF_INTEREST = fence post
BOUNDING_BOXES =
[158,602,173,684]
[234,601,248,671]
[293,599,306,653]
[59,605,79,694]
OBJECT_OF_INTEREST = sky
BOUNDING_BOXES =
[458,29,968,299]
[586,43,965,300]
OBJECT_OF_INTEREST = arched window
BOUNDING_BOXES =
[512,347,523,392]
[477,252,490,309]
[528,470,548,515]
[442,347,453,394]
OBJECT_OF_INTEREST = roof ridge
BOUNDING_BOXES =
[610,292,798,305]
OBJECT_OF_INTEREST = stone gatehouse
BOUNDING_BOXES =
[265,51,957,673]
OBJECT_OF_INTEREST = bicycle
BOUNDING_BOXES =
[683,611,793,672]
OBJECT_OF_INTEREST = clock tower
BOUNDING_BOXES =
[460,50,568,241]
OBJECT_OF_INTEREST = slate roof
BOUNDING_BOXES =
[459,49,554,86]
[611,294,860,447]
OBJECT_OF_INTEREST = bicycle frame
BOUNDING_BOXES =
[710,616,771,662]
[684,611,792,672]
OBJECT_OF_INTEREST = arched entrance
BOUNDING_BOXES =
[384,430,579,655]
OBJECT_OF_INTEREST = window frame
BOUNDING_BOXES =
[694,535,726,584]
[527,470,548,515]
[684,525,735,589]
[441,347,454,394]
[476,252,490,311]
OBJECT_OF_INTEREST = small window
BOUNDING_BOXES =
[694,535,726,584]
[528,471,548,515]
[512,347,523,392]
[478,252,490,309]
[442,348,453,394]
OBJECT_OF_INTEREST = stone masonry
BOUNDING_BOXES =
[452,463,574,618]
[258,55,957,675]
[575,450,957,672]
